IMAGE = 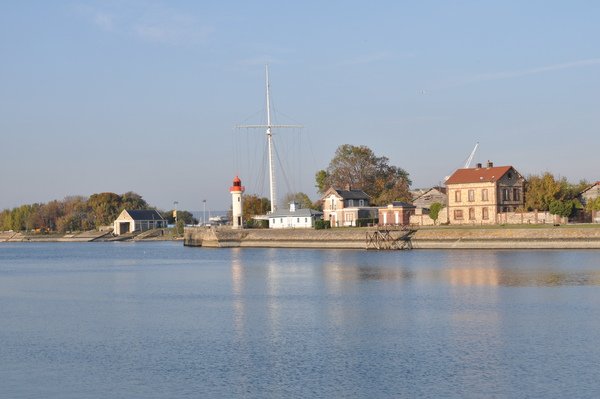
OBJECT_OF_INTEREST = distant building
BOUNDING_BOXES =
[579,181,600,206]
[320,187,378,227]
[579,181,600,223]
[113,210,166,235]
[378,202,416,226]
[268,202,323,229]
[445,161,525,224]
[412,187,447,209]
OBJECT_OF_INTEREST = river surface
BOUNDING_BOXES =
[1,242,600,398]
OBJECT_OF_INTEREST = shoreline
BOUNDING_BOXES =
[184,225,600,250]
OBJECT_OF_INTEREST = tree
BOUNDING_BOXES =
[120,192,149,210]
[242,195,270,226]
[315,144,412,205]
[586,197,600,212]
[429,202,444,224]
[525,172,566,211]
[282,192,316,210]
[549,200,575,218]
[88,192,122,227]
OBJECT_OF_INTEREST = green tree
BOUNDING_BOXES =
[549,200,575,218]
[282,192,315,210]
[585,197,600,212]
[315,144,412,205]
[242,194,271,226]
[525,172,565,211]
[429,202,444,224]
[121,192,149,210]
[88,192,122,227]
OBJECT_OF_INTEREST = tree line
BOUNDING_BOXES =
[0,192,197,233]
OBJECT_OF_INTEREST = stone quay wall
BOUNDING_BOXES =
[184,226,600,250]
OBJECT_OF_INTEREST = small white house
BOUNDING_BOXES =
[268,202,322,229]
[113,209,167,235]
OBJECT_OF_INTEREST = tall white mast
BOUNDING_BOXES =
[265,66,276,212]
[236,65,302,214]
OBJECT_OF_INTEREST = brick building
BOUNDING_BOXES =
[445,161,525,225]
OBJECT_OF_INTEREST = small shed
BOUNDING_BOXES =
[378,202,416,226]
[113,210,166,235]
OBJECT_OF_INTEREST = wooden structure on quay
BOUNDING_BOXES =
[366,225,417,250]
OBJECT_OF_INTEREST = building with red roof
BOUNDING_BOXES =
[445,161,525,224]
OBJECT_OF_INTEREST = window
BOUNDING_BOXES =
[513,188,520,202]
[455,190,461,203]
[469,208,475,220]
[482,189,488,201]
[305,218,308,223]
[454,210,463,220]
[502,188,510,201]
[359,199,365,206]
[482,207,489,220]
[468,190,475,202]
[280,218,283,223]
[348,199,354,207]
[331,198,335,210]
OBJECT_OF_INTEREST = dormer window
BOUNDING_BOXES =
[348,199,354,207]
[359,199,365,206]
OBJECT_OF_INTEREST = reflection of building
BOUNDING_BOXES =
[268,202,322,229]
[447,267,500,286]
[445,161,525,225]
[113,210,166,235]
[321,187,378,227]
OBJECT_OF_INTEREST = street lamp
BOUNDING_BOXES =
[203,199,206,226]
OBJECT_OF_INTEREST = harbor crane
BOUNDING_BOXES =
[463,142,479,168]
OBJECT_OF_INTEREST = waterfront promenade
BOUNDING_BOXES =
[184,225,600,249]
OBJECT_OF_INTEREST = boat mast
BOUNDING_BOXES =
[235,66,302,214]
[265,66,277,212]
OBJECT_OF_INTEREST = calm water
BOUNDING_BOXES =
[1,243,600,398]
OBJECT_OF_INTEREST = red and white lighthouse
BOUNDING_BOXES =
[230,176,245,229]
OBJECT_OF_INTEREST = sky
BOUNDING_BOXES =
[1,1,599,212]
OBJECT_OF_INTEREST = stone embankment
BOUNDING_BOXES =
[184,226,600,249]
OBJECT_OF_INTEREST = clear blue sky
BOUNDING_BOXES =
[1,1,599,212]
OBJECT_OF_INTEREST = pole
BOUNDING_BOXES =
[203,199,206,226]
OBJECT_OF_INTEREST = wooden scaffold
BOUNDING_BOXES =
[365,225,417,250]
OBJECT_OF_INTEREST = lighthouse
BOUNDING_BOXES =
[230,176,245,229]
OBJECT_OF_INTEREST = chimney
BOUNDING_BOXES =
[289,202,297,212]
[345,183,351,190]
[476,163,482,169]
[487,160,493,168]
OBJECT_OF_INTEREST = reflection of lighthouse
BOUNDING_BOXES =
[230,176,245,229]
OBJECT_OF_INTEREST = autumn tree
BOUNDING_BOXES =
[315,144,412,205]
[241,194,271,227]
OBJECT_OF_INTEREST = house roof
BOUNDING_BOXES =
[126,209,165,221]
[413,186,447,200]
[390,201,416,208]
[580,181,600,195]
[445,166,514,185]
[322,187,370,200]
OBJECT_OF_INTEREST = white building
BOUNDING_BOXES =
[113,209,166,235]
[268,202,322,229]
